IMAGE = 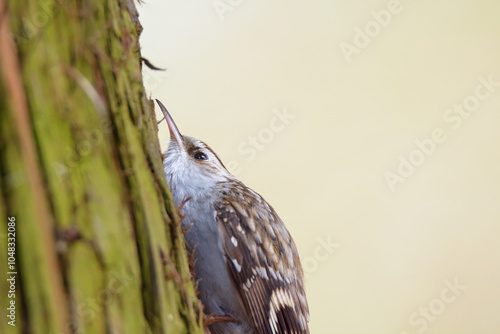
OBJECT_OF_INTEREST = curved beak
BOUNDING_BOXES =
[156,99,184,149]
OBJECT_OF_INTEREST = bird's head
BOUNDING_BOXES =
[156,100,231,199]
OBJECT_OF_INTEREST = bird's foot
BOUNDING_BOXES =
[203,313,236,327]
[178,196,192,216]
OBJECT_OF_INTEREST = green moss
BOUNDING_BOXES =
[0,0,203,333]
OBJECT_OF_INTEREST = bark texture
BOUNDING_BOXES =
[0,0,202,333]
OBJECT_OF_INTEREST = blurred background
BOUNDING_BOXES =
[138,1,500,333]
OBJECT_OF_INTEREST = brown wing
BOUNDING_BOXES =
[215,185,309,334]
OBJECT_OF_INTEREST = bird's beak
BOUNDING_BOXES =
[156,99,184,150]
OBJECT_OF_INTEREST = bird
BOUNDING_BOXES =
[156,99,310,334]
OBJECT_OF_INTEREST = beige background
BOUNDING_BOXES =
[138,1,500,333]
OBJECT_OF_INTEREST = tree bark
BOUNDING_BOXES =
[0,0,202,333]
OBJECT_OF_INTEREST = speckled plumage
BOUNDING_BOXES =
[157,100,309,334]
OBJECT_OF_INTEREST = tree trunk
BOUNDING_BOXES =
[0,0,202,333]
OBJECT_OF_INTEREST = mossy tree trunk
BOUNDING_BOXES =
[0,0,202,333]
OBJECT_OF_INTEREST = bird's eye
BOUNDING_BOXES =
[193,151,208,161]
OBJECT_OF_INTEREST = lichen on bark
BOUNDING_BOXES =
[0,0,202,333]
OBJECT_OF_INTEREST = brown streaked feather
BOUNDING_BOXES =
[215,182,310,334]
